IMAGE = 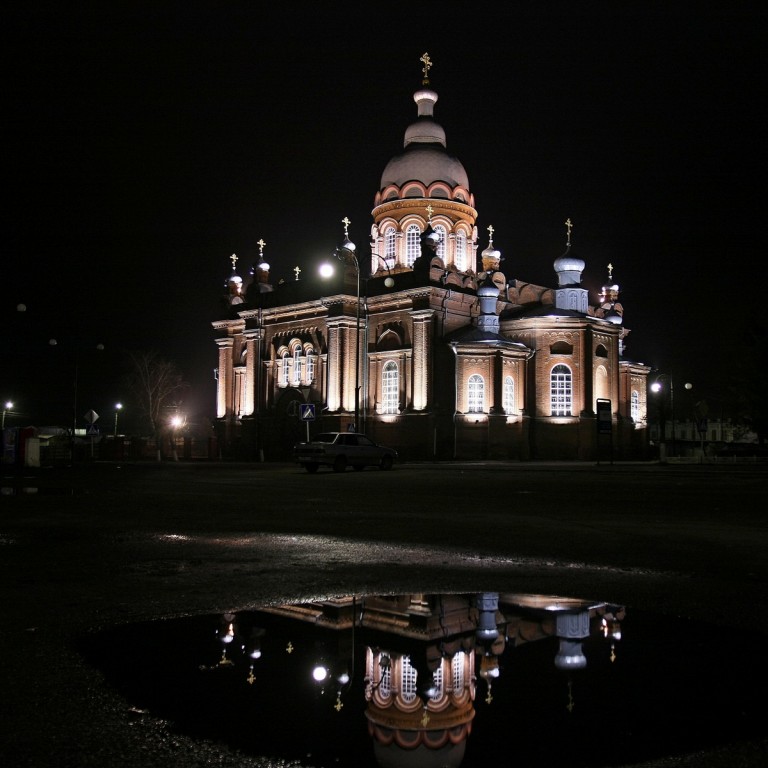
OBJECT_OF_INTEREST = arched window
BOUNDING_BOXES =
[292,347,303,384]
[280,351,289,386]
[468,374,485,413]
[455,230,467,271]
[550,364,572,416]
[631,390,640,421]
[434,225,447,261]
[306,352,316,382]
[385,227,397,264]
[382,361,398,414]
[452,651,465,691]
[406,224,420,267]
[401,655,417,704]
[503,375,515,414]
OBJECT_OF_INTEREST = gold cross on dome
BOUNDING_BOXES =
[487,224,495,246]
[294,265,301,281]
[420,52,432,84]
[565,218,573,247]
[425,204,434,223]
[230,253,238,271]
[342,216,351,237]
[257,239,266,257]
[607,262,614,281]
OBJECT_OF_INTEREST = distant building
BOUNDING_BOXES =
[212,56,651,461]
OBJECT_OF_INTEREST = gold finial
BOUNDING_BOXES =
[421,710,431,728]
[285,641,294,654]
[565,218,573,248]
[425,204,434,224]
[607,263,614,281]
[257,239,266,258]
[487,224,495,246]
[342,216,351,237]
[230,253,238,272]
[293,265,301,281]
[334,693,344,712]
[420,52,432,85]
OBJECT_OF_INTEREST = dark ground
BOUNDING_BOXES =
[1,459,767,767]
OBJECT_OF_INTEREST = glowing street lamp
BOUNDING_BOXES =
[2,401,13,429]
[113,403,123,437]
[651,374,692,457]
[321,229,361,431]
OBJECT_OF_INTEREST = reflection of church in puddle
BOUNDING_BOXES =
[216,593,624,767]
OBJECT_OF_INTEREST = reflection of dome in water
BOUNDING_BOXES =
[366,679,475,768]
[369,722,470,768]
[373,740,466,768]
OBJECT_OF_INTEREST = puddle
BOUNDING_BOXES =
[78,592,765,767]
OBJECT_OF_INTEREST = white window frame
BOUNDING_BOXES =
[293,348,303,385]
[503,375,515,414]
[551,364,572,416]
[468,374,485,413]
[385,227,397,264]
[382,360,398,414]
[434,224,447,261]
[455,230,466,271]
[280,352,289,386]
[406,224,420,267]
[307,353,316,382]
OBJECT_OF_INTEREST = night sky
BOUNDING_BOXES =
[4,3,765,429]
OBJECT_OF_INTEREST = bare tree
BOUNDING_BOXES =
[123,350,189,461]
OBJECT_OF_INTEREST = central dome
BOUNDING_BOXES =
[381,143,469,190]
[379,85,469,192]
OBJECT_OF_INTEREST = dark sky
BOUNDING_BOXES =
[3,3,765,428]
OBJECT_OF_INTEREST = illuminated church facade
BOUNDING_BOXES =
[212,55,651,461]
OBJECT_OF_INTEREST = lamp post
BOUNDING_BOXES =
[2,401,12,429]
[170,414,184,462]
[321,237,361,432]
[651,374,675,457]
[651,374,693,458]
[113,403,123,437]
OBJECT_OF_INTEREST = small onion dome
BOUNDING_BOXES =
[554,247,585,287]
[424,228,441,248]
[555,639,587,670]
[340,235,356,256]
[604,308,623,325]
[477,272,500,298]
[481,242,501,271]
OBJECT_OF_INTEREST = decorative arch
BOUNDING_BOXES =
[376,329,402,351]
[550,340,573,355]
[595,343,608,358]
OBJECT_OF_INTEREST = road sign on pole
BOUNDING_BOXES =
[300,404,315,421]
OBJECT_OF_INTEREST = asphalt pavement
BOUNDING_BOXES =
[1,459,767,767]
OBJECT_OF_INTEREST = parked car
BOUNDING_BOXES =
[293,432,397,473]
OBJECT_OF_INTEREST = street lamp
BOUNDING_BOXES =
[2,401,12,429]
[321,235,362,432]
[651,374,692,458]
[114,403,123,437]
[169,414,184,462]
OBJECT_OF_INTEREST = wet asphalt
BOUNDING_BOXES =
[1,459,767,767]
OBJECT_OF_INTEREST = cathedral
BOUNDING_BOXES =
[212,54,651,462]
